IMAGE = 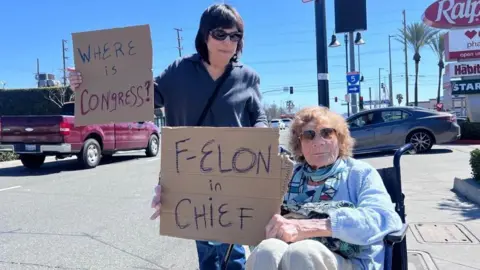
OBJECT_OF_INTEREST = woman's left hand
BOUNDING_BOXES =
[265,214,303,243]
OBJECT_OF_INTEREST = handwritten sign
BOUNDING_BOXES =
[159,127,292,246]
[72,24,153,126]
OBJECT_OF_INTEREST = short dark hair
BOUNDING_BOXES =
[195,4,244,64]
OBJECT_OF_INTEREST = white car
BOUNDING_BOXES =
[270,119,286,130]
[281,118,292,127]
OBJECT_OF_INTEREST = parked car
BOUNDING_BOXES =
[270,119,286,130]
[281,118,292,128]
[346,106,461,154]
[0,102,160,169]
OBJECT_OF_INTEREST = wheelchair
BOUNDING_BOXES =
[222,144,412,270]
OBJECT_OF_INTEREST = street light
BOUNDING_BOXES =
[328,34,341,47]
[354,32,365,45]
[354,32,366,87]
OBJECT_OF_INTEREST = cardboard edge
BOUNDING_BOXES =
[453,177,480,205]
[71,24,151,36]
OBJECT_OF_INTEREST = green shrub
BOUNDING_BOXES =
[470,149,480,181]
[460,122,480,140]
[0,152,18,162]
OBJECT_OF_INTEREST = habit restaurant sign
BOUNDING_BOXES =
[423,0,480,28]
[447,61,480,77]
[451,78,480,94]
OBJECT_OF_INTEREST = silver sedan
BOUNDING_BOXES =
[346,107,461,154]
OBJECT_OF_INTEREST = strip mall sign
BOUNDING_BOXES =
[446,61,480,77]
[444,29,480,60]
[451,78,480,94]
[423,0,480,28]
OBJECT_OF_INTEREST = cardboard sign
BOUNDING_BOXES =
[159,127,292,246]
[72,24,153,126]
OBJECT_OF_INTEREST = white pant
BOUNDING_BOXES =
[246,238,354,270]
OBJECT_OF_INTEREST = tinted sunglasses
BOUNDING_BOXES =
[300,128,336,140]
[210,29,243,42]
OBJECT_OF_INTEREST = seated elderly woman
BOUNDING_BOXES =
[246,106,403,270]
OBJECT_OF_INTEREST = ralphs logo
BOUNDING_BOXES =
[447,61,480,77]
[423,0,480,28]
[451,78,480,94]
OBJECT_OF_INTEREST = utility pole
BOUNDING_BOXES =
[36,58,40,88]
[174,28,183,57]
[378,68,383,108]
[349,32,358,114]
[388,35,394,106]
[314,0,330,107]
[62,39,68,87]
[402,10,409,106]
[344,34,350,116]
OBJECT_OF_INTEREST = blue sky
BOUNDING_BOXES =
[0,0,442,115]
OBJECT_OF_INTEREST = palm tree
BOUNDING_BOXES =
[397,22,439,106]
[429,33,446,104]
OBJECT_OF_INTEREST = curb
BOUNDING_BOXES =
[453,177,480,205]
[448,140,480,145]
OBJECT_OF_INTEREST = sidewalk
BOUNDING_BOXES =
[364,145,480,270]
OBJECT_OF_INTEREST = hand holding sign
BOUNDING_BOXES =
[71,24,154,126]
[159,127,292,246]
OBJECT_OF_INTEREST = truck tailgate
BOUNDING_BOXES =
[0,116,65,143]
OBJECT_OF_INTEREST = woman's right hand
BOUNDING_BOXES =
[67,67,83,91]
[150,185,162,220]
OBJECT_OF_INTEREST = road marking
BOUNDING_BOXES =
[0,186,21,192]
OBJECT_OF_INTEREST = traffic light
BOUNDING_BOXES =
[334,97,338,102]
[289,86,293,94]
[359,96,364,110]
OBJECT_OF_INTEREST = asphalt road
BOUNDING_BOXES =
[0,129,478,269]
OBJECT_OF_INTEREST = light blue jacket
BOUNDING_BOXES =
[286,157,403,270]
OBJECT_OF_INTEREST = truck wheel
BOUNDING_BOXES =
[20,154,46,169]
[79,138,101,169]
[145,134,159,157]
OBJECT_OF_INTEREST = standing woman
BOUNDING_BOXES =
[68,3,267,270]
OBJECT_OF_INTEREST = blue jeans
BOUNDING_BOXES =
[195,240,246,270]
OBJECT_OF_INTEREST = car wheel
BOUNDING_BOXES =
[79,138,101,169]
[146,134,159,157]
[408,130,433,153]
[20,154,46,169]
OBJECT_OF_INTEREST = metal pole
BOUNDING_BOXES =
[378,68,382,108]
[345,34,350,116]
[314,0,329,107]
[36,58,40,88]
[403,10,409,105]
[349,32,358,114]
[174,28,183,57]
[388,35,393,106]
[62,39,68,87]
[358,45,361,76]
[369,87,372,109]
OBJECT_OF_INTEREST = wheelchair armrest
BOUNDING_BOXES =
[385,223,408,244]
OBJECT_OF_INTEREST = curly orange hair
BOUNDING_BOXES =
[288,106,355,162]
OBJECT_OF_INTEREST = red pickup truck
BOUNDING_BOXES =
[0,102,160,169]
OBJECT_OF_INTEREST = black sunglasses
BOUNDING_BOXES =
[300,128,336,140]
[210,29,243,42]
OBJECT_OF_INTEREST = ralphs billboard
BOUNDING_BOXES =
[423,0,480,28]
